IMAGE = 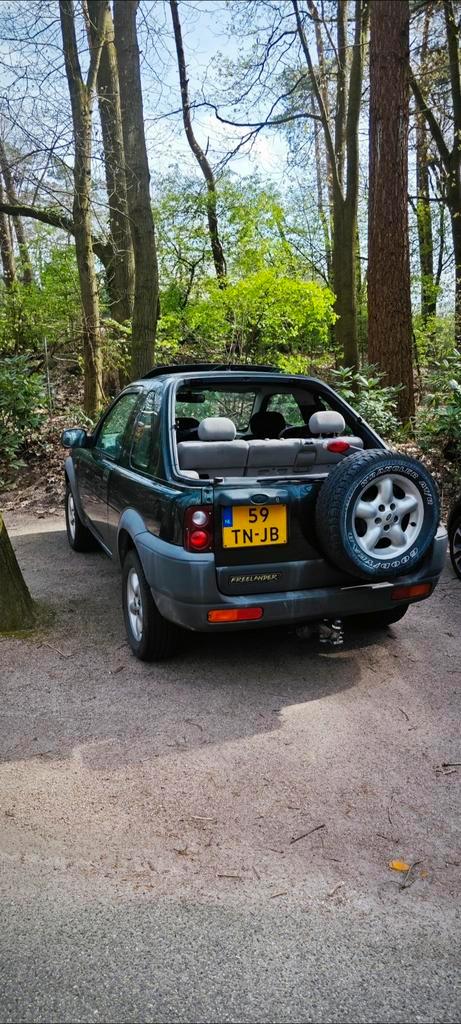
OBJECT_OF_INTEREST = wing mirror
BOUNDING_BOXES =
[61,428,89,449]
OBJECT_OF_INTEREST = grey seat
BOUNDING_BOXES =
[177,416,248,478]
[245,439,306,475]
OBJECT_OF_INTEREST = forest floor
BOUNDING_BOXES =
[0,513,460,1022]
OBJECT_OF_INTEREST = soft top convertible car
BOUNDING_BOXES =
[62,364,446,660]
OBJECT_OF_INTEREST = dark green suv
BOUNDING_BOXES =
[62,364,446,660]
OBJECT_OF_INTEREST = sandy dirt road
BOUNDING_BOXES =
[0,513,460,1022]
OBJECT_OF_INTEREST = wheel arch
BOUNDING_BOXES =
[116,508,148,567]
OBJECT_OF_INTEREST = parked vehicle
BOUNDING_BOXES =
[62,364,447,660]
[448,495,461,579]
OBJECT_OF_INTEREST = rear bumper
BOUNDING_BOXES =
[138,526,447,633]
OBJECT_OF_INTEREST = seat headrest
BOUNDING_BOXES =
[308,410,346,436]
[197,416,237,441]
[249,410,286,438]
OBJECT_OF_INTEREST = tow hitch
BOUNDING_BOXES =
[296,617,344,647]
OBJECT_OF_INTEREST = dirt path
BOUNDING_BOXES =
[1,513,460,1021]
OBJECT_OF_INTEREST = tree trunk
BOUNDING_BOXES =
[312,98,332,282]
[0,514,35,632]
[292,0,364,369]
[0,178,16,286]
[59,0,105,416]
[410,1,461,344]
[0,138,32,285]
[450,191,461,341]
[416,115,436,321]
[87,0,134,325]
[169,0,226,283]
[415,8,435,322]
[114,0,159,379]
[368,0,414,421]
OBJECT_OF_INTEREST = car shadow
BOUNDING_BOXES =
[0,524,394,769]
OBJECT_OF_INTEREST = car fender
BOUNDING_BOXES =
[64,456,86,521]
[116,508,151,565]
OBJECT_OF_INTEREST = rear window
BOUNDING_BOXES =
[176,389,257,431]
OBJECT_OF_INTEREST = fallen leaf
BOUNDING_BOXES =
[389,859,411,872]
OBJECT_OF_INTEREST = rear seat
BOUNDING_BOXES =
[178,416,248,478]
[177,415,364,479]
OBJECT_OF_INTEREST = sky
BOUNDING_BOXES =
[138,0,290,182]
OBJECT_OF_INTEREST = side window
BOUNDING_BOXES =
[130,387,163,476]
[95,392,139,460]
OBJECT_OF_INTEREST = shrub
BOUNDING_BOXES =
[328,365,401,439]
[414,350,461,463]
[0,356,46,482]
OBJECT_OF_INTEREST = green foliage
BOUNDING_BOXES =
[414,351,461,459]
[329,365,401,438]
[154,171,314,302]
[0,244,81,356]
[0,356,46,481]
[413,313,456,367]
[156,269,336,366]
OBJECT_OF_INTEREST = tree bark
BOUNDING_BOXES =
[60,0,106,416]
[292,0,366,369]
[0,177,16,287]
[410,1,461,342]
[416,115,436,321]
[0,513,35,632]
[86,0,134,325]
[114,0,159,379]
[0,137,32,284]
[415,9,436,322]
[169,0,227,283]
[368,0,414,421]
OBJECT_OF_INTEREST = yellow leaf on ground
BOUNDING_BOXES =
[388,859,411,872]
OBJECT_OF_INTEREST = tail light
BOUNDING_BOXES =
[184,505,214,552]
[326,440,350,453]
[208,607,263,623]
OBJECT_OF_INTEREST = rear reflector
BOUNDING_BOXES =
[207,607,263,623]
[391,582,432,601]
[326,440,350,453]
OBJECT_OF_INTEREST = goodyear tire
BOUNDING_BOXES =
[315,449,440,580]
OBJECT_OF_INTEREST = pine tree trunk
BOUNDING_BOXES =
[450,195,461,344]
[368,0,414,421]
[416,115,436,321]
[0,514,35,632]
[87,0,134,326]
[60,0,105,417]
[114,0,159,379]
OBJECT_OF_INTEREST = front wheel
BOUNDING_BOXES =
[122,548,179,661]
[65,484,96,552]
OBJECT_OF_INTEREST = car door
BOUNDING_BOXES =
[77,391,140,547]
[106,385,166,552]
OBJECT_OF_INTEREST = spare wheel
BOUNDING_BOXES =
[315,449,440,580]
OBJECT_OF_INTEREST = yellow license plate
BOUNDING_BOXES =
[222,504,287,548]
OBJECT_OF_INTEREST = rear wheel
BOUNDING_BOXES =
[65,484,96,552]
[449,513,461,579]
[122,548,179,661]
